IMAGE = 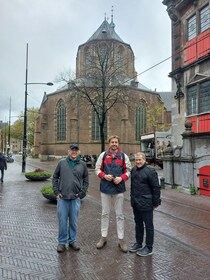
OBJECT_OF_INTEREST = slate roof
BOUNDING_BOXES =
[158,91,172,111]
[87,19,124,43]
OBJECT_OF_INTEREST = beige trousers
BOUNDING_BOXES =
[100,192,125,239]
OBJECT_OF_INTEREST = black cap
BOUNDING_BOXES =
[69,144,79,150]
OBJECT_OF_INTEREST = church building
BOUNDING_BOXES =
[34,16,171,159]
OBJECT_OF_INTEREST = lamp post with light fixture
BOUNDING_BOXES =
[22,43,53,173]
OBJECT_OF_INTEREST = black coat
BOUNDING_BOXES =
[130,164,161,211]
[0,154,7,170]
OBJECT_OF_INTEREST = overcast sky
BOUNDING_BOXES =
[0,0,171,123]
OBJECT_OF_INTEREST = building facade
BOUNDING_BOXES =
[34,17,171,159]
[163,0,210,196]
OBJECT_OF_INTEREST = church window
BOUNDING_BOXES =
[85,47,91,75]
[92,100,107,141]
[57,100,66,141]
[117,46,124,73]
[136,101,146,141]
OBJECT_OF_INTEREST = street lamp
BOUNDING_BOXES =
[22,43,53,173]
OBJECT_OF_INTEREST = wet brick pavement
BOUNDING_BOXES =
[0,156,210,280]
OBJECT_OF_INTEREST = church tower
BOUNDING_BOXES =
[76,15,137,82]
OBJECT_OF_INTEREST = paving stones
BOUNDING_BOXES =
[0,157,210,279]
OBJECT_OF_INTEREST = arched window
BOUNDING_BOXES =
[85,46,91,75]
[92,101,107,141]
[136,100,146,141]
[117,46,124,74]
[57,100,66,141]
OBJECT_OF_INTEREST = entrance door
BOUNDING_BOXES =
[198,166,210,197]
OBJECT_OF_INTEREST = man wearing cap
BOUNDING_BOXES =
[53,144,89,253]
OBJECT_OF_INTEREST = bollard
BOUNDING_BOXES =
[160,177,165,189]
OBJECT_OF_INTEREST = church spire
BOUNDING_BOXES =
[110,6,115,28]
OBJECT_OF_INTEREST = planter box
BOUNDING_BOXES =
[25,175,51,181]
[42,193,57,202]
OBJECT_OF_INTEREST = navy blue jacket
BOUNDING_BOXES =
[130,163,161,211]
[95,149,131,194]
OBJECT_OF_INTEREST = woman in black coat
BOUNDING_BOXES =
[129,152,161,256]
[0,152,7,183]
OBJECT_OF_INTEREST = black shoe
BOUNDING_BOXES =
[136,246,153,257]
[129,243,142,253]
[69,242,80,251]
[57,244,66,253]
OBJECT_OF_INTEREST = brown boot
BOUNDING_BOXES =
[96,237,107,249]
[118,239,128,253]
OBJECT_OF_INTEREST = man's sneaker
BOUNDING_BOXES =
[96,237,107,249]
[57,244,66,253]
[136,246,153,257]
[129,243,142,253]
[118,239,128,253]
[69,242,80,251]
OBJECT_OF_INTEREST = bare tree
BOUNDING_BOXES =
[67,41,132,152]
[54,68,76,89]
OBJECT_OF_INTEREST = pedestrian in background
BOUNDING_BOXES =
[95,135,132,253]
[129,152,161,256]
[0,152,7,183]
[53,144,89,253]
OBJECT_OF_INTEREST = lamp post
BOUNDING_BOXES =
[22,43,53,173]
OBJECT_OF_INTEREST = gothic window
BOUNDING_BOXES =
[187,80,210,115]
[136,101,146,141]
[85,47,91,75]
[100,43,107,59]
[200,5,210,33]
[57,100,66,141]
[92,101,107,141]
[187,15,196,41]
[117,46,124,74]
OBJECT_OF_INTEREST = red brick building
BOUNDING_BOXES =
[34,17,171,158]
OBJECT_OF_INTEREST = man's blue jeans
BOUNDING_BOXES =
[57,198,81,244]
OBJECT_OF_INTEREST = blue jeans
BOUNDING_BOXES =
[57,198,81,244]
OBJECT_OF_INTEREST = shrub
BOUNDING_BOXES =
[40,184,56,201]
[40,184,54,195]
[25,168,52,181]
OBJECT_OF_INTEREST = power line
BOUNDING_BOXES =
[124,31,210,85]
